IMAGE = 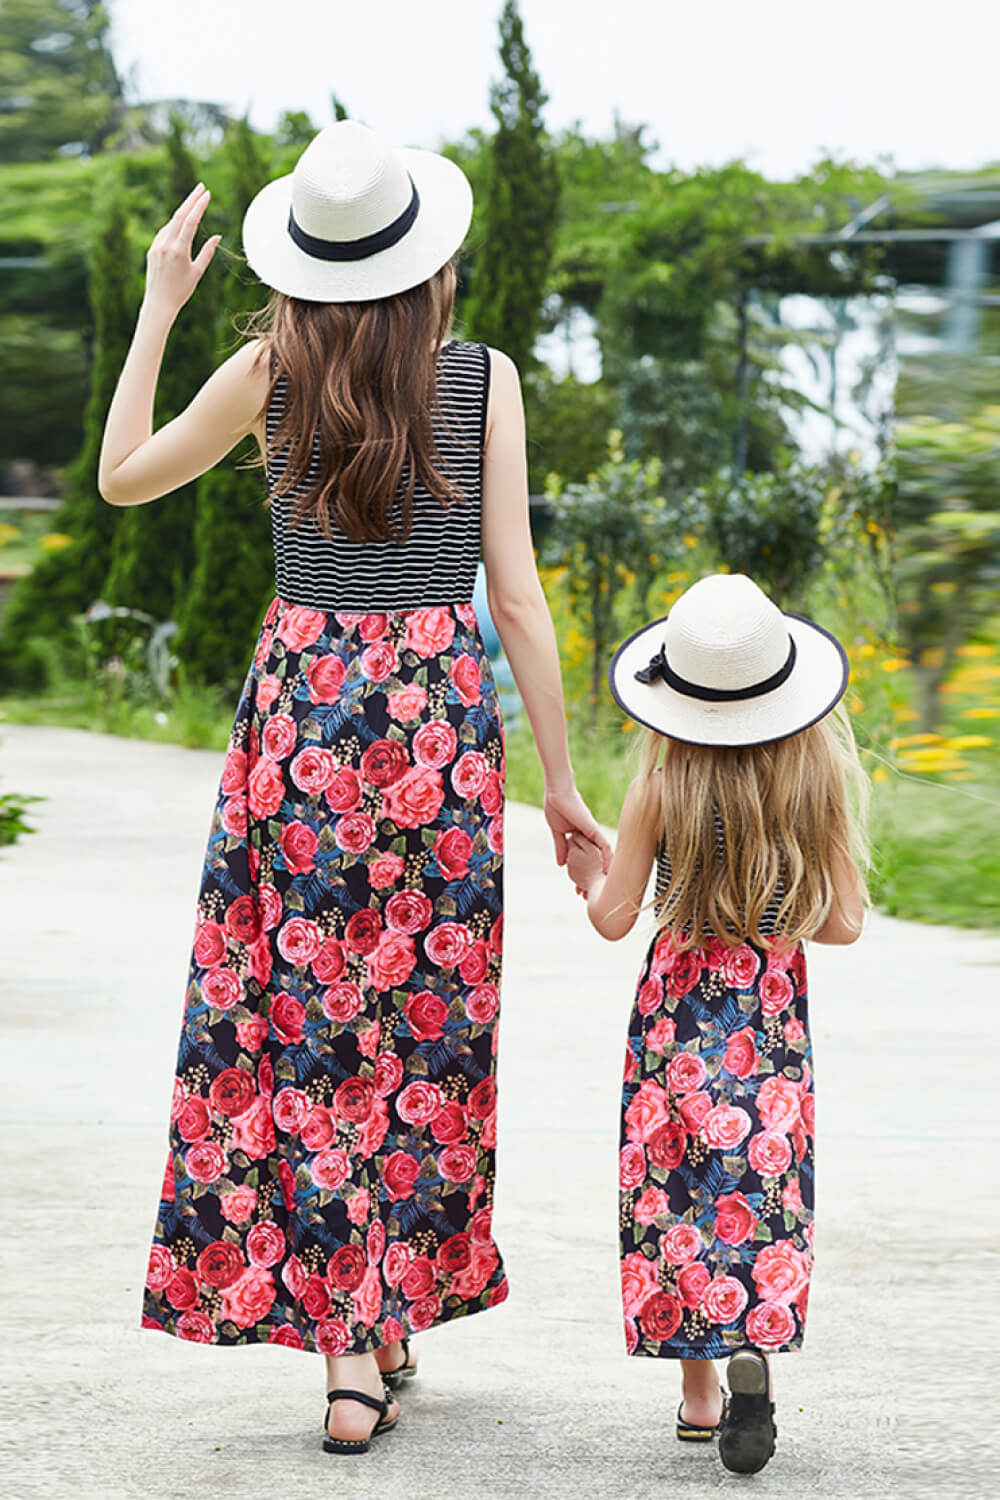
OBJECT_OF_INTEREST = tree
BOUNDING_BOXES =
[0,171,135,690]
[173,119,275,692]
[102,117,219,621]
[462,0,560,373]
[0,0,123,162]
[699,463,829,610]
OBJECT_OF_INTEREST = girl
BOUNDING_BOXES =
[99,121,609,1455]
[565,572,868,1475]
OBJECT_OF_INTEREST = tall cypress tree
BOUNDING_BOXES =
[463,0,560,372]
[102,116,218,621]
[0,171,135,690]
[173,118,275,692]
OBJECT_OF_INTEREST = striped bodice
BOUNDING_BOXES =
[265,339,489,611]
[654,812,786,937]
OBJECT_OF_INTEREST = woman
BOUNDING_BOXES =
[99,121,609,1454]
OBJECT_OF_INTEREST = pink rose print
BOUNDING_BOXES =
[702,1276,750,1325]
[701,1104,752,1151]
[722,1026,758,1079]
[404,607,456,656]
[289,745,335,796]
[387,684,428,722]
[450,654,481,706]
[306,654,345,703]
[276,606,326,651]
[382,765,445,828]
[745,1301,797,1348]
[759,968,794,1016]
[756,1075,802,1133]
[714,1192,757,1245]
[720,943,761,988]
[663,1223,703,1264]
[747,1130,794,1178]
[412,720,458,770]
[634,1186,671,1224]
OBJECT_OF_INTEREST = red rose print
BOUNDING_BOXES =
[751,1241,810,1305]
[469,1207,493,1244]
[321,981,363,1024]
[328,1243,367,1292]
[412,720,458,770]
[666,1051,707,1093]
[146,1245,174,1292]
[756,1075,802,1133]
[258,883,282,930]
[311,1148,350,1191]
[258,1053,273,1098]
[664,950,701,999]
[369,851,404,888]
[387,684,428,722]
[676,1091,712,1132]
[382,1150,420,1200]
[458,939,489,983]
[256,673,281,711]
[335,810,376,855]
[357,613,388,641]
[402,1255,436,1299]
[276,916,322,967]
[360,739,410,788]
[247,934,272,988]
[435,826,473,879]
[620,1251,659,1317]
[193,919,226,968]
[176,1097,211,1143]
[619,1142,646,1189]
[281,1254,307,1302]
[352,1265,383,1326]
[276,605,326,651]
[344,907,382,955]
[375,1052,404,1096]
[231,1096,276,1157]
[637,978,662,1016]
[235,1013,267,1052]
[431,1102,468,1144]
[367,930,417,989]
[404,607,456,656]
[312,935,345,985]
[272,1087,309,1134]
[334,1077,374,1124]
[325,766,362,813]
[720,944,760,989]
[397,1080,445,1126]
[663,1223,703,1264]
[279,821,318,875]
[646,1016,676,1053]
[278,1159,296,1209]
[468,1077,496,1120]
[701,1104,752,1151]
[745,1300,797,1348]
[453,1237,500,1298]
[408,1294,443,1332]
[486,816,503,855]
[196,1241,246,1289]
[702,1275,750,1325]
[455,603,476,628]
[437,1143,477,1183]
[640,1291,683,1343]
[723,1026,758,1080]
[220,793,247,838]
[714,1191,758,1245]
[450,654,481,706]
[185,1141,226,1184]
[424,922,473,968]
[367,1220,386,1264]
[307,655,347,705]
[800,1091,815,1136]
[759,968,794,1015]
[300,1105,335,1151]
[202,968,241,1012]
[625,1080,672,1144]
[451,751,489,799]
[481,770,503,816]
[647,1121,688,1171]
[747,1129,793,1178]
[382,765,445,828]
[360,641,398,682]
[247,757,285,818]
[166,1268,199,1311]
[221,748,247,795]
[302,1275,330,1318]
[383,1242,412,1287]
[271,993,306,1046]
[782,1176,804,1214]
[634,1186,670,1224]
[784,1016,806,1043]
[314,1318,352,1356]
[466,983,499,1024]
[219,1185,257,1224]
[261,713,297,761]
[176,1310,215,1343]
[289,745,335,796]
[437,1233,472,1274]
[677,1261,712,1309]
[385,889,433,934]
[268,1324,304,1349]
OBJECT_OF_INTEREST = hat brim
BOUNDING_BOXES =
[241,147,473,303]
[608,611,849,747]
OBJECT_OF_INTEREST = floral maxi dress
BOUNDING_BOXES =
[142,340,509,1354]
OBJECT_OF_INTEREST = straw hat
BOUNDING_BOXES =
[242,120,473,303]
[609,574,849,747]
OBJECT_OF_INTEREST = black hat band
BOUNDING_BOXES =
[287,177,420,263]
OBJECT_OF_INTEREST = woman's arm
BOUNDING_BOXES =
[810,844,866,945]
[98,183,269,507]
[566,775,659,941]
[480,347,610,871]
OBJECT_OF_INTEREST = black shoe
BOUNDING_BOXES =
[323,1385,399,1455]
[382,1336,418,1391]
[676,1398,723,1443]
[718,1351,777,1474]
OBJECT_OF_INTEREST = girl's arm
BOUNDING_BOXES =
[481,348,611,872]
[98,184,270,507]
[810,844,866,945]
[566,775,659,941]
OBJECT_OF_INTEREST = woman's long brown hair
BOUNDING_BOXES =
[636,702,870,950]
[242,260,466,544]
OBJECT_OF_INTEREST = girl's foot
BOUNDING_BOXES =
[324,1351,401,1448]
[679,1358,724,1430]
[719,1350,776,1474]
[374,1337,419,1389]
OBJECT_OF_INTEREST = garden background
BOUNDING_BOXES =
[1,0,998,928]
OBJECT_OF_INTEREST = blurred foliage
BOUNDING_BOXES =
[0,0,122,163]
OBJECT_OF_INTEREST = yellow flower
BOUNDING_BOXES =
[890,733,943,748]
[39,531,73,552]
[881,659,909,674]
[945,735,992,750]
[920,648,945,669]
[872,766,890,783]
[0,522,21,546]
[859,643,878,659]
[955,644,995,659]
[683,534,698,549]
[962,707,1000,719]
[930,581,956,596]
[848,694,864,714]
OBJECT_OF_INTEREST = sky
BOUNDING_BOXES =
[107,0,999,180]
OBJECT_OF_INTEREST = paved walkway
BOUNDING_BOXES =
[1,724,996,1500]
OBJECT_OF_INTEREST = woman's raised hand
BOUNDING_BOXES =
[543,782,612,873]
[143,184,221,319]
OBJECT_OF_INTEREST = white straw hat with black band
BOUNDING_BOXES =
[242,120,474,303]
[609,573,849,748]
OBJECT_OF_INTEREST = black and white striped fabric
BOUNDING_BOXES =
[654,812,786,936]
[265,339,489,610]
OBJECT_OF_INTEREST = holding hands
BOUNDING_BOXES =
[566,830,605,897]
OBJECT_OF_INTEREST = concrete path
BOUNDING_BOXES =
[1,724,996,1500]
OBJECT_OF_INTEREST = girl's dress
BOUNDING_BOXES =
[142,339,509,1355]
[619,838,814,1359]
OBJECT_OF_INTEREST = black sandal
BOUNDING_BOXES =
[718,1351,777,1474]
[381,1336,418,1391]
[322,1386,398,1455]
[676,1399,722,1443]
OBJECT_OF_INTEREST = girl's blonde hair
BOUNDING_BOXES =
[638,701,870,950]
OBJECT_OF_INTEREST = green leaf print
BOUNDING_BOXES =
[754,1222,774,1243]
[301,716,322,741]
